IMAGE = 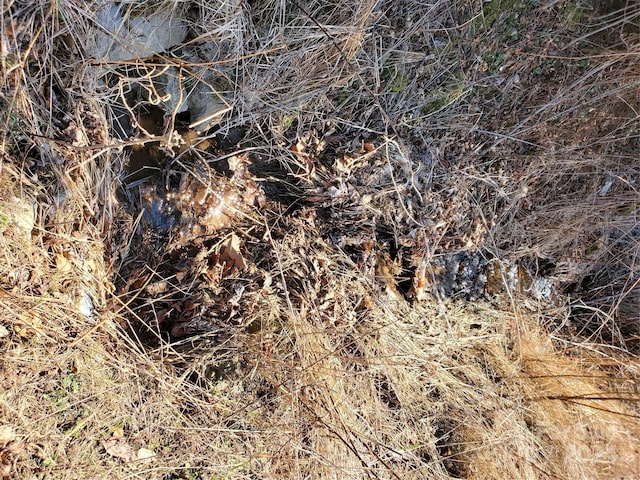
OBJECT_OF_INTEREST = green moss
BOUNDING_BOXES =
[0,207,9,226]
[334,88,352,105]
[41,457,58,468]
[473,0,522,33]
[166,468,203,480]
[61,373,81,393]
[280,114,296,130]
[382,65,409,93]
[563,2,585,32]
[482,51,506,74]
[420,80,467,116]
[64,414,89,438]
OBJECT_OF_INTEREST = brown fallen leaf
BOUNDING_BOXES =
[411,261,429,301]
[0,426,14,446]
[5,442,24,455]
[102,438,133,462]
[71,231,89,241]
[13,310,42,339]
[145,280,169,295]
[13,323,36,339]
[0,426,24,479]
[54,252,72,273]
[219,233,246,273]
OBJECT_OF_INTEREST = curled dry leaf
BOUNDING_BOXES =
[13,324,36,339]
[54,252,72,273]
[412,261,429,301]
[219,233,246,273]
[13,311,42,339]
[0,426,24,479]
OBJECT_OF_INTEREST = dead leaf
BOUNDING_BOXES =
[103,438,133,462]
[54,253,72,273]
[71,231,89,241]
[412,261,429,301]
[13,311,42,339]
[5,442,24,455]
[135,448,155,462]
[111,427,124,440]
[227,154,244,172]
[156,308,168,325]
[0,426,23,479]
[363,142,375,152]
[146,281,169,295]
[0,426,14,446]
[219,234,246,273]
[130,271,152,290]
[13,324,36,339]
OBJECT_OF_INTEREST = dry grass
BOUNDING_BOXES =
[1,0,638,479]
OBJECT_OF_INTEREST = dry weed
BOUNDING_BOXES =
[0,0,638,479]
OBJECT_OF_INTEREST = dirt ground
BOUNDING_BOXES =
[0,1,638,479]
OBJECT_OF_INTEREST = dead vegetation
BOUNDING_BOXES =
[1,0,638,479]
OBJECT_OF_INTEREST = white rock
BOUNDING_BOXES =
[88,2,187,61]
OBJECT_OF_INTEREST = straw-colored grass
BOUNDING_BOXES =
[1,0,638,478]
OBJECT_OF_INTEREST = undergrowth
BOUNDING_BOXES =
[0,0,638,479]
